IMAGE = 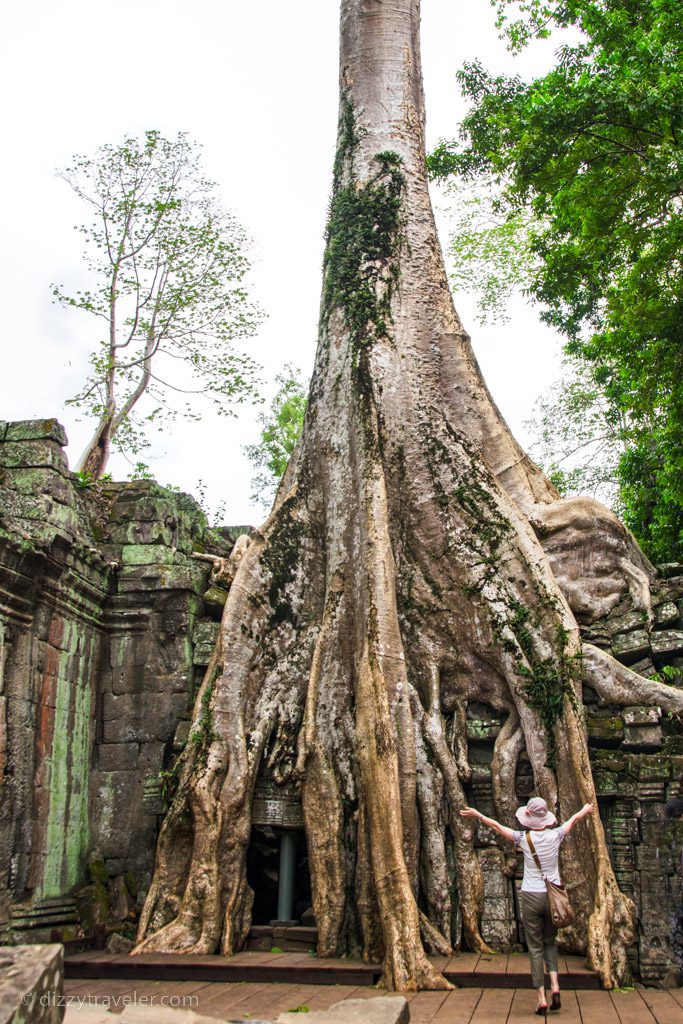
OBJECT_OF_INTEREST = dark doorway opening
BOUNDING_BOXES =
[246,826,312,926]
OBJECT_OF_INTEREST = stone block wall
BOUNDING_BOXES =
[0,420,230,942]
[0,420,111,917]
[469,569,683,985]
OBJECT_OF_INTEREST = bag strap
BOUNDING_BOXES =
[525,830,546,877]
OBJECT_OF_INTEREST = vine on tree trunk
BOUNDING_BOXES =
[323,98,406,355]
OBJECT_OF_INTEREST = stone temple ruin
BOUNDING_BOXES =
[0,418,681,984]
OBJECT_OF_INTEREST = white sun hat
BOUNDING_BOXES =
[515,796,558,829]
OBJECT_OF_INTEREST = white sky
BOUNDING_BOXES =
[0,0,563,524]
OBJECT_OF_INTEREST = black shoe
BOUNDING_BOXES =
[550,992,561,1011]
[535,1005,548,1016]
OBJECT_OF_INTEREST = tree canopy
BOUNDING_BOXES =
[429,0,683,562]
[54,130,262,479]
[244,364,308,507]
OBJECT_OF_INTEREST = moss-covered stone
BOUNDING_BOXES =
[75,880,110,934]
[121,543,177,566]
[466,719,501,741]
[586,714,625,746]
[590,748,628,773]
[0,439,69,474]
[88,857,109,886]
[3,418,68,445]
[203,586,228,609]
[613,629,651,663]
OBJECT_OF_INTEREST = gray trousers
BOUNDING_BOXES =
[521,891,559,988]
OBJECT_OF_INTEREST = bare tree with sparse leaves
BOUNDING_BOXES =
[54,130,262,479]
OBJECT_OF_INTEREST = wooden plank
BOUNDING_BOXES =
[229,951,301,965]
[194,982,279,1015]
[671,990,683,1010]
[304,985,364,1009]
[126,979,213,999]
[549,989,582,1024]
[64,980,104,995]
[565,954,594,975]
[505,953,528,975]
[577,990,622,1024]
[404,990,451,1024]
[202,982,312,1019]
[506,988,544,1022]
[474,954,508,974]
[62,950,102,962]
[637,989,683,1024]
[469,988,513,1023]
[445,953,481,973]
[59,978,140,1012]
[431,988,483,1024]
[609,990,657,1024]
[335,988,414,1001]
[241,983,330,1017]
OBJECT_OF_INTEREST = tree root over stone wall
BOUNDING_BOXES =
[134,0,683,991]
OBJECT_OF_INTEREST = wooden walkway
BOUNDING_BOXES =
[64,949,600,989]
[63,975,683,1023]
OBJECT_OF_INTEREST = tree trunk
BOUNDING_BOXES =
[134,0,683,989]
[76,409,115,480]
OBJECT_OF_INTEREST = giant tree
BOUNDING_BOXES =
[54,131,261,479]
[134,0,683,990]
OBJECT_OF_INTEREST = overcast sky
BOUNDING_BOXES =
[0,1,564,524]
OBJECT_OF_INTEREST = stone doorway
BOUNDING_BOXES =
[246,775,314,946]
[246,824,312,926]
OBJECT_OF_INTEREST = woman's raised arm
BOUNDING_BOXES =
[561,803,594,836]
[460,806,516,842]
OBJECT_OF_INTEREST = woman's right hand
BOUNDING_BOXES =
[582,803,594,816]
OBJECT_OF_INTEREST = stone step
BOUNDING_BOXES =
[246,925,318,952]
[10,900,79,928]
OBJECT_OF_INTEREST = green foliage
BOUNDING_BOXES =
[73,469,112,489]
[73,470,96,489]
[524,358,625,505]
[54,130,263,473]
[653,664,681,684]
[515,619,578,769]
[287,1006,310,1014]
[128,461,155,481]
[429,0,683,561]
[244,365,308,509]
[439,181,536,324]
[324,97,406,358]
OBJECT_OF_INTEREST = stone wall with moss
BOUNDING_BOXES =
[468,570,683,985]
[0,419,680,983]
[0,419,239,945]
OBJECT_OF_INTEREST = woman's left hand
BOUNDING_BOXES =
[460,807,480,818]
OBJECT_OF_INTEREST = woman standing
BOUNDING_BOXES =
[461,797,594,1015]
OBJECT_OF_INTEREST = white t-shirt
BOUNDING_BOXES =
[513,826,566,893]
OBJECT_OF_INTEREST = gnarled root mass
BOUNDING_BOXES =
[134,0,683,989]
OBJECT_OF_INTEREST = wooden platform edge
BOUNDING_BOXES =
[64,953,601,991]
[443,970,600,990]
[64,957,379,987]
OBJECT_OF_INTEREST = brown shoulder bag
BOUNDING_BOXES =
[526,831,574,928]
